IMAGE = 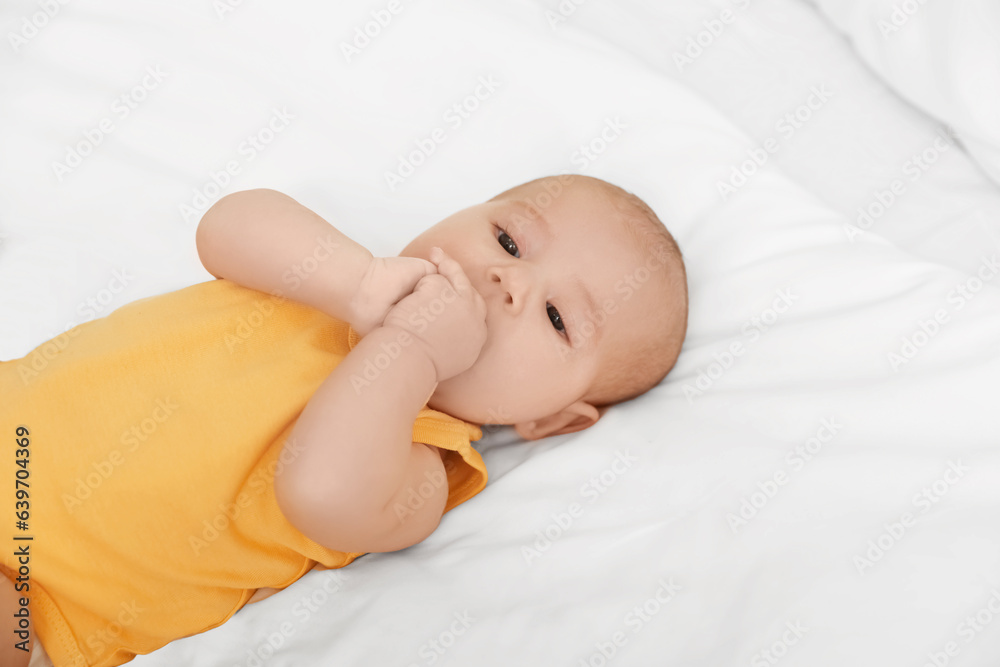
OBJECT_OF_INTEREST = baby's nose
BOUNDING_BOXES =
[488,268,513,305]
[487,265,529,314]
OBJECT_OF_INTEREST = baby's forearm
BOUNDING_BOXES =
[279,325,438,517]
[196,189,373,322]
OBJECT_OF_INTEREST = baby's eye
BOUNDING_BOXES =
[497,229,519,258]
[547,303,566,334]
[495,225,565,338]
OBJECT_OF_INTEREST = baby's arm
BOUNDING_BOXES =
[195,192,479,554]
[196,188,372,323]
[273,250,486,555]
[279,325,444,553]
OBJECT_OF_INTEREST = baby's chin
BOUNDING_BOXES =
[426,384,475,424]
[425,376,496,426]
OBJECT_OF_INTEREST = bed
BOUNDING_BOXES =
[2,0,999,665]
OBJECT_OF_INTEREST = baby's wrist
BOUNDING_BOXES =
[344,251,377,327]
[370,324,441,385]
[346,254,376,332]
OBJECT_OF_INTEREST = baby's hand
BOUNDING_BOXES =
[382,247,487,382]
[349,255,437,336]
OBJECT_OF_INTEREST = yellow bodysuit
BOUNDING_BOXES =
[0,278,487,667]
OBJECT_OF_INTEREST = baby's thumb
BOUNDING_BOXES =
[411,257,437,278]
[398,257,437,294]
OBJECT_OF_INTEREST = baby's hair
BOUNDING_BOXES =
[490,174,688,408]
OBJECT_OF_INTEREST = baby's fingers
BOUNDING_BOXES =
[430,247,473,294]
[403,257,437,285]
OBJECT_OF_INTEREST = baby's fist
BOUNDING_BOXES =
[382,247,487,382]
[349,255,436,337]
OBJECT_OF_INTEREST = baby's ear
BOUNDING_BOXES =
[513,401,601,441]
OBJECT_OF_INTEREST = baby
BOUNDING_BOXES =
[0,173,687,667]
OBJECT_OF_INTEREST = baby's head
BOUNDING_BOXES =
[399,174,688,440]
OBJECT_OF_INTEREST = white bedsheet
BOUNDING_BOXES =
[810,0,1000,189]
[2,1,999,666]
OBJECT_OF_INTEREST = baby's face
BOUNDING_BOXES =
[399,179,658,438]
